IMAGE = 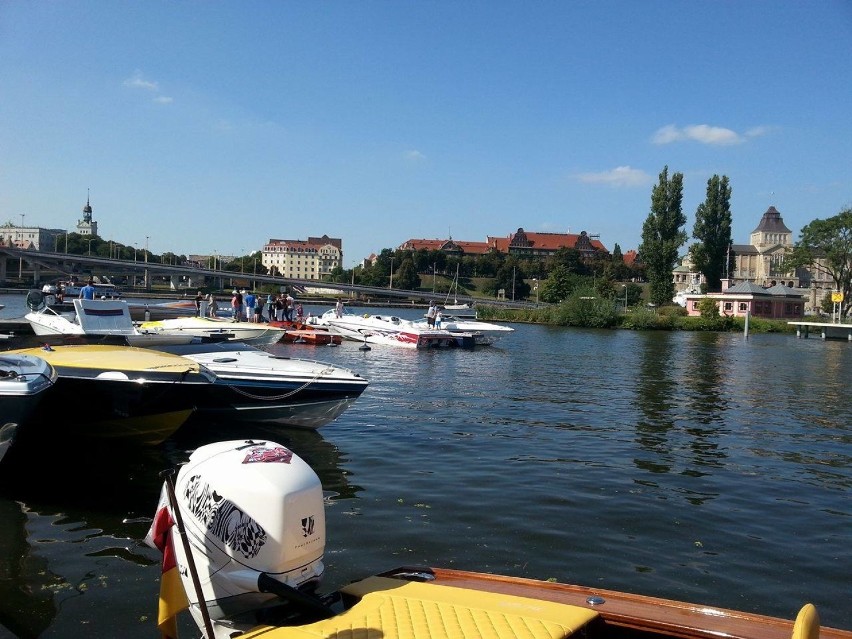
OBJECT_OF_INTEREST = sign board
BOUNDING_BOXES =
[831,291,844,303]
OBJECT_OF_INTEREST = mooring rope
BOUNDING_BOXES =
[220,367,334,401]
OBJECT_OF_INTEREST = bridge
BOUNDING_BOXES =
[0,246,533,309]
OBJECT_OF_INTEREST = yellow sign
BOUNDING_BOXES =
[831,291,844,302]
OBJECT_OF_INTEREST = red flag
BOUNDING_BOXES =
[146,484,189,639]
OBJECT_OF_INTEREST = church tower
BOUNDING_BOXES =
[76,192,98,236]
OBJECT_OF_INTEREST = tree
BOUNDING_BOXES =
[639,166,687,306]
[394,258,420,290]
[786,207,852,318]
[690,175,733,291]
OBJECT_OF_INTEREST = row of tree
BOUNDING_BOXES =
[639,165,852,317]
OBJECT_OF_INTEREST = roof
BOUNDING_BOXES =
[723,281,772,295]
[751,206,792,234]
[764,284,805,297]
[486,229,608,253]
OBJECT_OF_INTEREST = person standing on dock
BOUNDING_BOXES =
[80,280,95,300]
[245,290,256,323]
[194,290,203,317]
[426,301,437,328]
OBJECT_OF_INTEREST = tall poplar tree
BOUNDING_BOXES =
[639,166,686,305]
[691,174,733,291]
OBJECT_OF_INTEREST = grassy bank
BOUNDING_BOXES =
[477,299,798,334]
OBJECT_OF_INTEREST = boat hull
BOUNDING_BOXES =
[151,343,369,430]
[0,354,57,463]
[4,345,214,445]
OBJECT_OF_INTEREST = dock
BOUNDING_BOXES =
[788,321,852,341]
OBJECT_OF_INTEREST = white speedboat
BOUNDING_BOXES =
[317,309,474,349]
[25,298,196,346]
[150,341,368,430]
[0,354,57,464]
[407,314,514,345]
[138,316,288,346]
[147,439,850,639]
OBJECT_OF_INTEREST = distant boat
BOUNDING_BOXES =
[25,298,196,346]
[138,316,288,347]
[317,309,474,349]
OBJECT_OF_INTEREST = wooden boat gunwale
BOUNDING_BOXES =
[383,566,852,639]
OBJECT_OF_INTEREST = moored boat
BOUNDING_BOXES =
[148,439,852,639]
[0,354,57,464]
[25,298,197,346]
[317,309,474,349]
[407,313,515,345]
[138,316,288,346]
[4,344,216,445]
[149,341,368,430]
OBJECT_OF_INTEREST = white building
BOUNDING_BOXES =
[261,235,342,280]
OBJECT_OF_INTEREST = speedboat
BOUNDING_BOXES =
[138,316,288,346]
[147,439,852,639]
[0,354,57,464]
[317,309,474,349]
[4,344,217,445]
[25,298,197,346]
[149,341,368,430]
[407,314,515,345]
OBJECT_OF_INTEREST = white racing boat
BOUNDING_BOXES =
[147,439,852,639]
[150,341,369,430]
[315,309,474,349]
[138,316,288,347]
[407,314,514,345]
[25,297,196,346]
[0,354,57,464]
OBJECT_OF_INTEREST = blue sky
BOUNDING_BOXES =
[1,1,850,265]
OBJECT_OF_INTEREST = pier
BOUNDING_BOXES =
[788,321,852,341]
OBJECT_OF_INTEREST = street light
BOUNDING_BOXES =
[389,257,394,289]
[88,238,93,255]
[145,236,149,263]
[533,278,539,304]
[18,213,24,280]
[623,284,628,311]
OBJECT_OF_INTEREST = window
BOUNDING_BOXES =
[738,302,748,312]
[723,302,733,312]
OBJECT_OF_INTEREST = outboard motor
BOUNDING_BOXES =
[169,439,327,634]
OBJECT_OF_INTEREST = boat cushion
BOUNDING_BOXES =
[242,575,599,639]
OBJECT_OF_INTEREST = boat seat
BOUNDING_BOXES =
[792,604,819,639]
[241,575,599,639]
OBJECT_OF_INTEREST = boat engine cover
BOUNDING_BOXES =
[174,439,326,602]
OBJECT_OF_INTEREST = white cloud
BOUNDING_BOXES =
[123,71,159,92]
[153,96,173,104]
[652,124,744,145]
[575,165,651,187]
[405,149,427,161]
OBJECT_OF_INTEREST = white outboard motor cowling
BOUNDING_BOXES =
[171,439,326,626]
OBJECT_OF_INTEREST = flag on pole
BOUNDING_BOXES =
[145,483,189,639]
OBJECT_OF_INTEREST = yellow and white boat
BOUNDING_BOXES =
[139,316,288,346]
[6,344,216,445]
[147,440,852,639]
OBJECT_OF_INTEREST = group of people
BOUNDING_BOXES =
[193,289,303,323]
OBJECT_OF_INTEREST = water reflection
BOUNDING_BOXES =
[0,500,56,638]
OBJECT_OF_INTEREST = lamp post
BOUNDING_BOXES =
[623,284,628,311]
[18,214,24,280]
[389,257,394,289]
[350,262,356,300]
[533,278,539,304]
[512,266,516,301]
[145,236,149,263]
[88,238,93,255]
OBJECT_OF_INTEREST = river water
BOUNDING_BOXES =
[0,294,850,638]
